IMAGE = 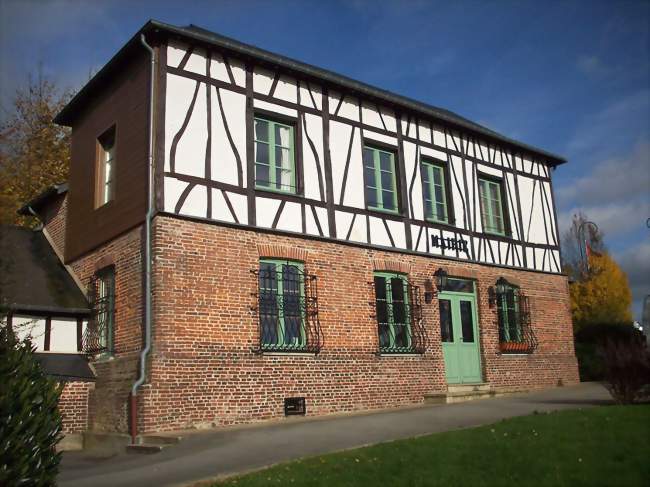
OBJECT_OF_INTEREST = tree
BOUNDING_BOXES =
[0,73,72,227]
[570,252,633,331]
[0,324,63,486]
[561,212,606,281]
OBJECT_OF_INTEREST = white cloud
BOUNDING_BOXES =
[615,241,650,321]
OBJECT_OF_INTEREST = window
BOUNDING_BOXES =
[84,267,115,355]
[478,177,506,235]
[363,145,399,213]
[495,283,535,353]
[421,160,450,223]
[258,260,306,351]
[374,272,416,353]
[97,126,115,207]
[254,117,296,193]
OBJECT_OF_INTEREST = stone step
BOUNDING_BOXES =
[445,389,494,404]
[447,383,491,394]
[139,434,183,445]
[424,384,495,405]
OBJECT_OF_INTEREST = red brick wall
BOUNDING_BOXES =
[59,381,94,434]
[68,225,144,433]
[41,193,68,258]
[135,215,578,433]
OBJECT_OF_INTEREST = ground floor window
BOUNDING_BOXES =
[84,267,115,355]
[495,281,535,353]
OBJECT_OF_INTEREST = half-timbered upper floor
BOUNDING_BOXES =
[56,20,566,274]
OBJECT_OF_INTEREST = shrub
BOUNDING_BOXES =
[0,324,63,486]
[600,338,650,404]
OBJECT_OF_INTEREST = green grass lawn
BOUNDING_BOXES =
[216,405,650,487]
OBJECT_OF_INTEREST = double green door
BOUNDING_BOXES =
[439,290,482,384]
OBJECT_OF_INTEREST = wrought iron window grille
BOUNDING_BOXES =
[83,270,116,356]
[496,287,537,354]
[251,263,323,354]
[369,277,428,354]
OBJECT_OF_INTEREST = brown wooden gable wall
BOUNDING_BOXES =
[64,52,150,262]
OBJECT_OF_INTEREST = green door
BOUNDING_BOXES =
[439,289,482,384]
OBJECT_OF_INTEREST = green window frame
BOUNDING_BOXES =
[254,116,296,194]
[478,177,506,235]
[374,272,412,352]
[497,284,522,343]
[421,160,449,223]
[258,259,306,351]
[363,145,399,213]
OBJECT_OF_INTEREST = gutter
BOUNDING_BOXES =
[130,33,155,445]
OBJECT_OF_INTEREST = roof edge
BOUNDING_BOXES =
[18,182,69,216]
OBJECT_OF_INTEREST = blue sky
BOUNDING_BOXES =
[1,0,648,318]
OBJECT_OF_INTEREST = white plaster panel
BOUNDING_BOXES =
[305,206,319,236]
[335,211,367,244]
[253,67,274,95]
[164,177,187,212]
[432,125,446,148]
[541,181,557,244]
[519,177,546,244]
[229,58,246,87]
[13,316,46,350]
[419,145,448,161]
[165,77,207,178]
[178,185,207,218]
[50,318,78,353]
[302,113,325,201]
[315,206,329,237]
[363,129,397,147]
[449,156,467,230]
[477,141,489,162]
[184,47,208,76]
[361,102,384,130]
[329,121,352,204]
[403,141,423,220]
[213,87,247,186]
[525,247,535,270]
[329,122,364,209]
[211,189,236,224]
[210,53,233,85]
[386,219,406,249]
[369,216,391,247]
[253,99,297,118]
[522,156,534,174]
[337,96,359,122]
[167,40,187,68]
[255,197,281,228]
[274,74,298,104]
[418,120,432,144]
[505,173,521,240]
[465,139,475,159]
[379,106,397,133]
[498,241,510,267]
[476,163,502,178]
[446,131,461,152]
[300,83,322,111]
[227,192,248,224]
[411,225,427,252]
[328,91,342,115]
[535,248,551,272]
[514,154,523,172]
[276,202,302,233]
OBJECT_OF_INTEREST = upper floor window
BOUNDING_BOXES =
[363,145,399,214]
[254,116,296,194]
[96,126,115,207]
[478,176,506,236]
[421,160,450,224]
[84,266,115,355]
[373,272,426,354]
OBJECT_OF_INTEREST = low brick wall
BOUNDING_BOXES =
[59,381,94,434]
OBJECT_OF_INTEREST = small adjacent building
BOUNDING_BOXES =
[18,20,578,437]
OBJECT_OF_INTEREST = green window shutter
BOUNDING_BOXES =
[254,117,296,194]
[421,161,449,223]
[363,146,399,213]
[258,259,306,350]
[374,271,412,352]
[479,178,506,235]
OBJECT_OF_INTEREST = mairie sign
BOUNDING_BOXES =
[431,235,469,253]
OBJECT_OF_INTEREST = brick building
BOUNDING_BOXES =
[24,20,578,439]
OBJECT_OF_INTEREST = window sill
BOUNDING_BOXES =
[260,351,317,357]
[377,351,425,357]
[254,186,299,197]
[366,206,403,218]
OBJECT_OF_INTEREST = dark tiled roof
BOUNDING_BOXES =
[35,353,95,381]
[18,183,68,215]
[0,226,90,314]
[55,20,566,165]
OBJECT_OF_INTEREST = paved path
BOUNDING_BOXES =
[59,382,611,487]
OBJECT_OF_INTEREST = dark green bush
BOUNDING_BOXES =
[574,323,644,381]
[0,324,63,486]
[601,338,650,404]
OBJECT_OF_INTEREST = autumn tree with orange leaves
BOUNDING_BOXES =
[0,74,71,227]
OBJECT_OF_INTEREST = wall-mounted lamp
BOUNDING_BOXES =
[434,268,448,291]
[488,277,510,307]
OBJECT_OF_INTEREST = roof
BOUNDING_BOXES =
[0,226,90,315]
[55,20,566,165]
[18,182,68,216]
[35,353,95,381]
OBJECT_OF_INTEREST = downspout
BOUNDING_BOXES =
[130,32,155,444]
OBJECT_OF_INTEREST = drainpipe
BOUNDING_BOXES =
[130,32,155,444]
